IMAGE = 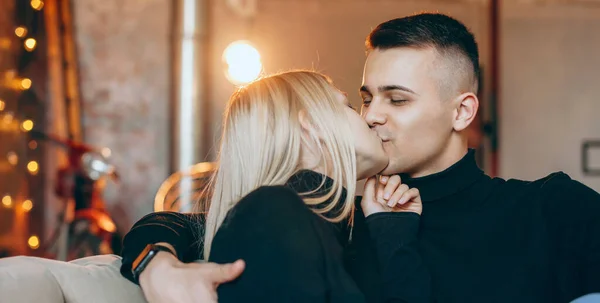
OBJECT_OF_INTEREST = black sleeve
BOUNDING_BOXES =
[365,211,432,303]
[580,183,600,295]
[119,211,204,283]
[581,185,600,295]
[208,186,365,303]
[344,198,384,303]
[541,174,600,296]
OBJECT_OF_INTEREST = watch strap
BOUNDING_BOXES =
[131,244,175,283]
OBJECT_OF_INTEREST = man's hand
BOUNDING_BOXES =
[361,175,422,217]
[139,252,245,303]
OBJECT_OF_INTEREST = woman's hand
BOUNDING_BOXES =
[361,175,422,217]
[139,252,245,303]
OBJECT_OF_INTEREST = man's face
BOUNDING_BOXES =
[360,47,456,177]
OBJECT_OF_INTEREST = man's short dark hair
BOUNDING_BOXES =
[366,13,480,94]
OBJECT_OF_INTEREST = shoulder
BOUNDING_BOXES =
[223,185,311,224]
[503,171,598,197]
[537,172,600,207]
[528,172,598,200]
[513,172,600,217]
[236,185,306,210]
[213,186,323,255]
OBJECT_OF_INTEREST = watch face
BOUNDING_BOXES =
[132,245,157,278]
[132,244,175,281]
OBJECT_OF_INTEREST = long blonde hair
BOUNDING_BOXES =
[200,70,357,258]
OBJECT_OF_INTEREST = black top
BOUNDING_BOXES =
[121,170,429,302]
[396,149,600,303]
[120,150,600,303]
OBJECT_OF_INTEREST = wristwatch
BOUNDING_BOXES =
[131,244,175,283]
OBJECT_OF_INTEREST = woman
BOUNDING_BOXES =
[120,71,429,302]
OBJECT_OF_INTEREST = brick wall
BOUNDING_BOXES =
[72,0,171,230]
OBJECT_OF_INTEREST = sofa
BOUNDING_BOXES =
[0,254,146,303]
[2,254,600,303]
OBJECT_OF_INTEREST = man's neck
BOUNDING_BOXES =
[408,144,469,179]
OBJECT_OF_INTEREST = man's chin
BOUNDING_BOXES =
[379,163,403,176]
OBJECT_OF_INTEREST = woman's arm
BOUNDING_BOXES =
[356,176,432,303]
[119,211,203,283]
[120,211,247,303]
[366,212,431,303]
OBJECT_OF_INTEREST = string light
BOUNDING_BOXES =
[14,26,27,38]
[20,78,32,90]
[30,0,44,11]
[27,161,39,175]
[27,235,40,249]
[5,0,47,257]
[21,119,34,132]
[7,151,18,166]
[2,195,12,208]
[22,200,33,212]
[24,38,36,51]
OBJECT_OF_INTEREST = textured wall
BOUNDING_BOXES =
[73,0,171,230]
[500,1,600,192]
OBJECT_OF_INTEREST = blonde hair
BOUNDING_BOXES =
[200,70,357,258]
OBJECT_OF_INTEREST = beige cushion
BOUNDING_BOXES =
[0,254,146,303]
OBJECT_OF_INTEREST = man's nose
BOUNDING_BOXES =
[362,103,386,127]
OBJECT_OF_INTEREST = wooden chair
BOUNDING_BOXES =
[153,162,216,213]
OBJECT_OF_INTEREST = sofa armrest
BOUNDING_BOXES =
[0,255,147,303]
[0,256,65,303]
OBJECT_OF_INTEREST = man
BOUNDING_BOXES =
[358,13,600,303]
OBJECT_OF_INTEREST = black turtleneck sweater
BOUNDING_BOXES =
[120,170,428,303]
[121,150,600,303]
[393,149,600,303]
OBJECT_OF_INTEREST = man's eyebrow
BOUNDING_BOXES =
[359,85,418,95]
[379,85,418,95]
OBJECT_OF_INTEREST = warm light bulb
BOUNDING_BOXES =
[223,41,261,65]
[28,235,40,249]
[7,151,18,165]
[22,199,33,212]
[24,38,37,51]
[2,195,12,208]
[28,140,38,149]
[21,119,34,131]
[27,161,39,174]
[223,40,262,85]
[15,27,27,38]
[0,99,5,111]
[227,62,262,84]
[20,78,32,90]
[30,0,44,10]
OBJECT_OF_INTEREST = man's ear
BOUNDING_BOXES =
[452,92,479,132]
